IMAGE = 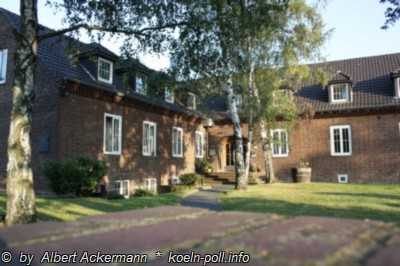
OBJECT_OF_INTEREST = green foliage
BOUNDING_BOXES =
[43,157,107,196]
[134,189,155,197]
[106,192,125,200]
[195,159,213,174]
[179,173,202,186]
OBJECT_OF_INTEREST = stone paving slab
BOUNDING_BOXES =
[0,206,399,266]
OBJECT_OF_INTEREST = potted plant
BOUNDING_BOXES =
[296,160,312,183]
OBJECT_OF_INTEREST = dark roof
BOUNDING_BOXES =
[296,53,400,113]
[204,53,400,119]
[0,7,203,118]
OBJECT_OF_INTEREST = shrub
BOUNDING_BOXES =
[106,191,125,200]
[133,189,155,197]
[195,159,213,174]
[179,173,202,186]
[43,157,107,196]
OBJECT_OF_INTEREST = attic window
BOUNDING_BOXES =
[0,49,8,84]
[165,87,174,103]
[136,75,146,95]
[187,92,197,110]
[98,57,113,84]
[395,77,400,98]
[330,84,350,103]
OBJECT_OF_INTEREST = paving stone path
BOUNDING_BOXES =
[181,185,234,210]
[0,205,399,266]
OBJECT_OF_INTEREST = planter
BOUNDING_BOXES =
[295,167,312,183]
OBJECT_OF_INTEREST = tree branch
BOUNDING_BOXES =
[38,22,188,41]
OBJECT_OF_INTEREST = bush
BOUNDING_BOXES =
[133,189,155,197]
[179,173,202,186]
[43,157,107,196]
[106,191,125,200]
[195,159,213,175]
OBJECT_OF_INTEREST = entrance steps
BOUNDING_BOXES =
[203,172,236,186]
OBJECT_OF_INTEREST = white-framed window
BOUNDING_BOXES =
[103,113,122,155]
[114,180,130,198]
[195,131,204,158]
[271,129,289,157]
[165,87,174,103]
[338,174,348,184]
[395,78,400,98]
[0,49,8,84]
[172,127,183,158]
[98,57,113,84]
[187,92,197,110]
[136,75,146,95]
[330,84,350,103]
[143,121,157,157]
[144,178,157,194]
[330,125,352,156]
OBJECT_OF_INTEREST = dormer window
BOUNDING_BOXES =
[165,87,174,103]
[0,49,8,84]
[98,57,113,84]
[395,77,400,98]
[136,75,146,95]
[330,84,350,103]
[187,92,197,110]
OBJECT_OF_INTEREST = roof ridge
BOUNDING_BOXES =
[308,52,400,67]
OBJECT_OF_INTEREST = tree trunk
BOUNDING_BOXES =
[6,0,38,225]
[260,120,276,183]
[224,77,247,190]
[244,61,255,180]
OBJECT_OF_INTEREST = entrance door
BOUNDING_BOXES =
[225,139,247,171]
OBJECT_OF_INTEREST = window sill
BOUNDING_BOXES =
[98,78,113,84]
[104,152,121,156]
[331,153,352,157]
[272,154,289,158]
[172,154,183,158]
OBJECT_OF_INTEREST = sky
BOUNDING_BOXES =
[1,0,400,71]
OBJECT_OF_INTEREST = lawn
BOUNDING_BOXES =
[221,183,400,224]
[0,190,193,222]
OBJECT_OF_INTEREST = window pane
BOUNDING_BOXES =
[334,129,341,153]
[143,124,149,154]
[273,131,280,155]
[105,116,113,152]
[342,128,350,153]
[281,131,287,154]
[99,60,111,81]
[113,118,120,152]
[149,125,155,154]
[0,51,4,80]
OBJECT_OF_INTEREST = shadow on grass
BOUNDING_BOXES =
[314,192,400,201]
[222,197,400,225]
[0,194,181,222]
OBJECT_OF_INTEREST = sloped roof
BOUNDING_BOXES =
[296,53,400,113]
[0,7,203,118]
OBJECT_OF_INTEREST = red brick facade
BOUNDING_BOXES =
[207,111,400,183]
[57,83,205,194]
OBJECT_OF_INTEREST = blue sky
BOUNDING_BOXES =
[1,0,400,70]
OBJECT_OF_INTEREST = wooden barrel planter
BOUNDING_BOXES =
[296,166,312,183]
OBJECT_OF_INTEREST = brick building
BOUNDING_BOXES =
[0,8,399,196]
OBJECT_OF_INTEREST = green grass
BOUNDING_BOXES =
[221,183,400,224]
[0,190,194,222]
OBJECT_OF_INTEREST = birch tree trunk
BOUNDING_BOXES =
[244,61,255,180]
[224,77,247,190]
[260,120,276,183]
[6,0,38,225]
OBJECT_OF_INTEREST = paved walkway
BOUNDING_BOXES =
[0,205,399,265]
[180,184,234,210]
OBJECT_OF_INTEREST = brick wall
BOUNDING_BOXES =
[208,112,400,183]
[58,83,205,194]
